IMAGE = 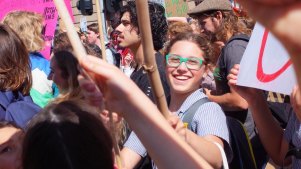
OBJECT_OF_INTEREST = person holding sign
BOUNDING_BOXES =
[187,0,268,168]
[228,64,301,168]
[235,0,301,105]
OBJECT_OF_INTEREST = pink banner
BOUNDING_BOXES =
[0,0,73,60]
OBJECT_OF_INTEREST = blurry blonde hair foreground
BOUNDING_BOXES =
[3,11,44,52]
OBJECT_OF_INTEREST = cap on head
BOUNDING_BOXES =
[188,0,232,15]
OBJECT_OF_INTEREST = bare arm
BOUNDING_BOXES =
[228,64,289,165]
[186,132,224,169]
[120,148,142,169]
[79,56,213,169]
[168,115,225,169]
[205,88,248,111]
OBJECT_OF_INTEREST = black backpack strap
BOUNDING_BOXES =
[182,97,210,130]
[226,34,250,45]
[281,142,301,168]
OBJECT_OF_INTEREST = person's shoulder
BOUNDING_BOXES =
[226,34,250,46]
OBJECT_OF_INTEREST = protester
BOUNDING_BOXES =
[22,100,114,169]
[86,23,116,65]
[228,64,301,168]
[48,51,82,102]
[124,32,231,169]
[0,24,40,129]
[115,1,170,103]
[2,11,58,108]
[0,121,23,169]
[0,121,24,169]
[78,55,213,169]
[115,1,170,168]
[53,32,102,59]
[187,0,267,167]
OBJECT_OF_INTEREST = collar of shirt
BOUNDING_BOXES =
[177,88,207,119]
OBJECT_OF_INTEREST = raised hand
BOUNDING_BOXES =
[227,64,262,103]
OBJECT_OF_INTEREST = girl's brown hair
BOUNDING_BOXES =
[0,24,32,95]
[164,32,213,65]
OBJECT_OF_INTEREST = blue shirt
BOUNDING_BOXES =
[284,112,301,168]
[124,89,232,167]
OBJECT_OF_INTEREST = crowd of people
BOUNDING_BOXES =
[1,0,301,169]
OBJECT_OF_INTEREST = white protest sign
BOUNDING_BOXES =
[80,16,87,33]
[237,23,296,95]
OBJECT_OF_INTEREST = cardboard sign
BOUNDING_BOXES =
[165,0,188,17]
[0,0,73,60]
[237,23,296,95]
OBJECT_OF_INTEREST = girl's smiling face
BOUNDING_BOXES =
[166,40,206,95]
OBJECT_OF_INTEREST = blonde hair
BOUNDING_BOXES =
[2,11,44,52]
[167,22,193,40]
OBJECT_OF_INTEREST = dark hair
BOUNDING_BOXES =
[22,100,114,169]
[87,23,99,34]
[164,32,212,64]
[53,32,72,53]
[52,51,81,100]
[84,43,102,59]
[0,24,32,95]
[120,1,168,51]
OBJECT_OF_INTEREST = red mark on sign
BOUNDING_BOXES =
[256,29,292,82]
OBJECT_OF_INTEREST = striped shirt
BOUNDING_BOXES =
[284,113,301,168]
[124,89,232,168]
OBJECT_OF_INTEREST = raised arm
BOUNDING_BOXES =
[78,55,213,169]
[227,64,289,165]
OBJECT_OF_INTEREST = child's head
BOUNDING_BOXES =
[0,121,23,169]
[22,100,114,169]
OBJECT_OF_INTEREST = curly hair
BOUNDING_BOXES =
[167,22,193,40]
[0,24,32,95]
[164,32,213,65]
[214,10,252,42]
[3,11,44,52]
[193,10,252,43]
[120,1,168,51]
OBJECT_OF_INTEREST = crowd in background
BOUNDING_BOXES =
[1,0,301,169]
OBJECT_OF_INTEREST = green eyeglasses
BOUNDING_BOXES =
[165,54,204,70]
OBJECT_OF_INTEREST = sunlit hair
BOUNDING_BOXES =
[164,32,212,65]
[3,11,44,52]
[167,22,193,40]
[51,51,82,102]
[23,100,114,169]
[215,10,252,42]
[0,24,32,95]
[87,23,99,34]
[53,32,72,53]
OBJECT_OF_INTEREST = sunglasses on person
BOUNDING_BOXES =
[165,54,204,70]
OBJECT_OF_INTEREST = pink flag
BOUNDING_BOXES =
[0,0,74,60]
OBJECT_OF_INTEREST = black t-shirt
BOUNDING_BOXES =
[214,34,255,138]
[130,52,170,104]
